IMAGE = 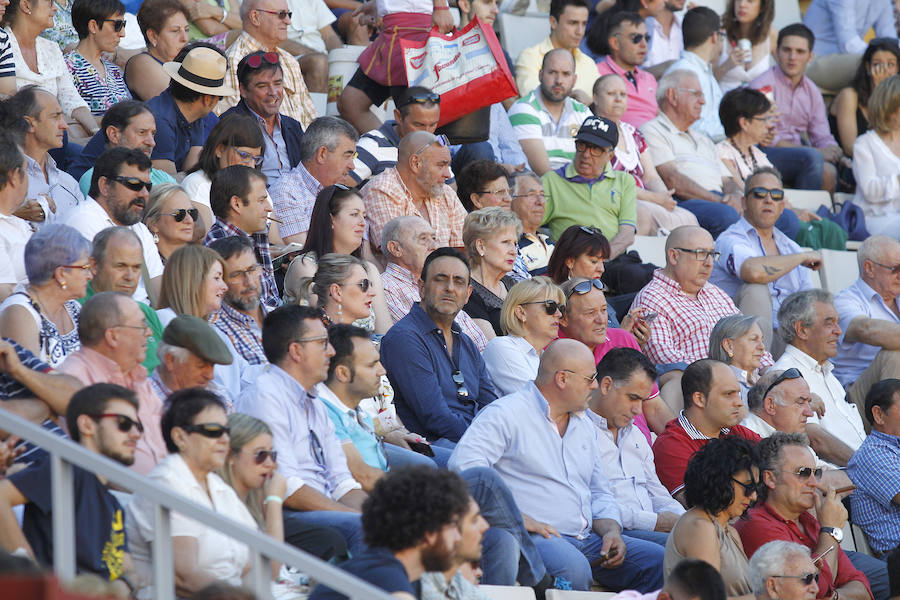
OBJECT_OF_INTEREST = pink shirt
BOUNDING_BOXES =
[58,347,167,475]
[749,65,838,148]
[596,57,659,128]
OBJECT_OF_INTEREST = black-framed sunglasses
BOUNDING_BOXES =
[621,32,651,44]
[762,367,803,400]
[731,477,758,497]
[309,430,326,466]
[164,208,199,222]
[340,278,370,293]
[565,278,607,301]
[109,175,152,192]
[748,186,785,201]
[246,449,277,464]
[90,413,144,434]
[579,225,604,237]
[773,573,819,586]
[396,90,441,109]
[522,299,565,316]
[673,247,720,262]
[103,18,127,32]
[452,370,470,399]
[182,423,230,438]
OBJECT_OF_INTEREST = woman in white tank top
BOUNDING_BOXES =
[715,0,778,93]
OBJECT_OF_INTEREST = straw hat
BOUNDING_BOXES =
[163,46,236,96]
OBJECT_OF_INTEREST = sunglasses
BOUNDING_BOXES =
[773,573,819,586]
[749,187,785,201]
[109,175,152,192]
[255,8,292,19]
[575,141,610,157]
[246,449,277,464]
[453,370,470,399]
[90,413,144,434]
[245,51,279,69]
[103,18,126,32]
[762,367,803,400]
[396,90,441,109]
[622,32,651,44]
[341,278,370,292]
[673,247,720,262]
[523,299,565,316]
[787,466,824,481]
[164,208,199,222]
[182,423,230,438]
[565,278,607,300]
[309,430,326,466]
[413,134,450,156]
[233,148,264,167]
[731,477,758,497]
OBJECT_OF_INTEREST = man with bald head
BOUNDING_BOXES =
[363,131,468,256]
[833,235,900,424]
[509,48,594,176]
[450,338,665,593]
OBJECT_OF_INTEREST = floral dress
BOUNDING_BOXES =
[65,50,132,114]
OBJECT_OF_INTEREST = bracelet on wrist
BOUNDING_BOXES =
[264,495,283,505]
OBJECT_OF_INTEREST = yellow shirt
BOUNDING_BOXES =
[514,36,600,99]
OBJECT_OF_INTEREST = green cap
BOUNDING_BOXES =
[162,315,234,365]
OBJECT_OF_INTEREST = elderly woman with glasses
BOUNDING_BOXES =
[482,277,565,396]
[143,182,198,264]
[665,436,759,600]
[0,225,92,366]
[127,389,257,597]
[509,171,555,277]
[709,314,767,404]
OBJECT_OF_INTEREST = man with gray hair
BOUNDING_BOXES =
[640,69,742,238]
[271,116,359,246]
[380,215,489,351]
[748,540,819,600]
[773,289,866,461]
[510,171,555,277]
[831,235,900,428]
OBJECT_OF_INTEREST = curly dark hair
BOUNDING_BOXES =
[684,437,760,515]
[853,39,900,108]
[361,466,470,551]
[546,225,611,284]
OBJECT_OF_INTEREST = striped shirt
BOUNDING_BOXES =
[208,301,268,365]
[64,50,131,115]
[0,29,13,79]
[271,161,321,239]
[508,90,592,171]
[847,430,900,553]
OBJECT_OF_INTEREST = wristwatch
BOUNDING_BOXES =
[820,526,843,543]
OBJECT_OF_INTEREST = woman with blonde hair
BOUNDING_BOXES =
[297,253,377,332]
[155,245,227,326]
[143,182,199,264]
[463,207,522,338]
[852,74,900,239]
[482,277,565,395]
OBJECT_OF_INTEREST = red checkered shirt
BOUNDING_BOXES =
[632,269,774,367]
[362,167,467,251]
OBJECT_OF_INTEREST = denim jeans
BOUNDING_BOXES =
[760,146,825,190]
[530,531,665,592]
[622,528,669,547]
[383,442,453,469]
[677,199,740,239]
[282,509,367,556]
[846,550,890,600]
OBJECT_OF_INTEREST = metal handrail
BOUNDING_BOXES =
[0,408,393,600]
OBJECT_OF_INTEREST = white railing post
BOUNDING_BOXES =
[152,504,175,600]
[248,549,270,600]
[50,453,76,581]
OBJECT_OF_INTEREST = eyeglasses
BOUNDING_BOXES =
[245,449,277,464]
[621,32,651,44]
[452,370,470,399]
[762,367,803,400]
[752,115,779,124]
[522,299,565,316]
[164,208,199,222]
[341,278,370,293]
[61,263,92,272]
[233,148,264,167]
[413,134,450,156]
[478,187,511,197]
[579,225,605,237]
[245,51,280,69]
[673,247,720,262]
[109,175,152,192]
[227,264,262,282]
[731,477,758,497]
[560,369,598,383]
[396,90,441,109]
[748,187,785,201]
[255,8,292,19]
[676,87,704,99]
[113,321,151,332]
[512,190,546,200]
[784,466,824,481]
[565,278,607,301]
[773,573,819,586]
[103,19,126,32]
[869,260,900,275]
[575,141,611,157]
[182,423,230,438]
[309,430,326,466]
[90,413,144,434]
[295,334,329,350]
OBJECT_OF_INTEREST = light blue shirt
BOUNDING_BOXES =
[803,0,896,56]
[488,103,528,167]
[25,154,83,227]
[316,383,388,472]
[833,277,900,385]
[664,50,725,141]
[482,335,539,397]
[847,430,900,553]
[236,365,362,500]
[710,216,813,327]
[448,382,620,538]
[249,108,291,190]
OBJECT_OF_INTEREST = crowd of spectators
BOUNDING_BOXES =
[2,0,900,599]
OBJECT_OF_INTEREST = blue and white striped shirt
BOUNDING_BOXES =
[847,430,900,553]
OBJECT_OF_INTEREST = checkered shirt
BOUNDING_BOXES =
[847,430,900,553]
[204,218,280,309]
[362,167,467,251]
[270,161,321,240]
[380,262,489,352]
[632,268,774,367]
[208,302,269,365]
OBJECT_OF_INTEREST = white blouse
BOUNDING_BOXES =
[482,335,540,397]
[852,130,900,216]
[5,28,89,117]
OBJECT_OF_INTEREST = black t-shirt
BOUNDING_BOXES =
[308,547,418,599]
[8,456,128,581]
